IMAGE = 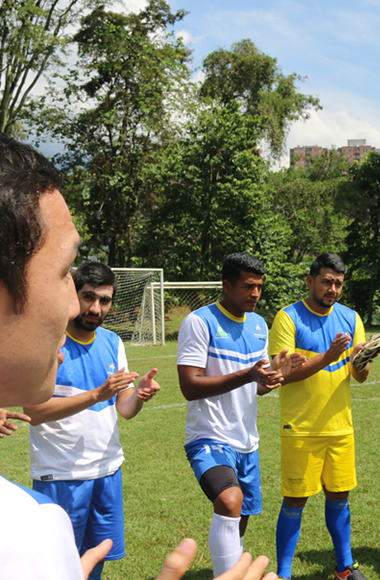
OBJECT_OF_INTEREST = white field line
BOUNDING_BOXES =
[17,391,380,423]
[141,391,380,411]
[129,355,177,361]
[141,402,187,412]
[18,390,380,422]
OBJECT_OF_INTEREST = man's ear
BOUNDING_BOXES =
[222,279,232,295]
[306,275,314,291]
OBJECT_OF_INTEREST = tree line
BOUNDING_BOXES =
[1,0,379,324]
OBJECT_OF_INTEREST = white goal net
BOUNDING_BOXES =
[103,268,164,346]
[162,282,223,341]
[101,270,222,344]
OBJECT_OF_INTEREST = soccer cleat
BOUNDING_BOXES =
[334,562,368,580]
[352,333,380,372]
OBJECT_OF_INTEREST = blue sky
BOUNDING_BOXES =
[159,0,380,166]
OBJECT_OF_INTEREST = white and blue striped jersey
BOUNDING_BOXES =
[177,301,268,453]
[29,327,130,481]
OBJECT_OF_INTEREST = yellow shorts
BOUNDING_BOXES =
[281,434,357,497]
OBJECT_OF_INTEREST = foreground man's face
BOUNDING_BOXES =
[0,190,81,407]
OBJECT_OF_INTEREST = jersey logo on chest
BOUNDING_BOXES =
[215,324,230,338]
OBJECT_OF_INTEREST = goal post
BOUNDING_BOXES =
[103,268,165,346]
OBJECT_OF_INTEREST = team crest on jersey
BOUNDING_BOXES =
[256,325,261,331]
[216,324,230,338]
[109,364,115,370]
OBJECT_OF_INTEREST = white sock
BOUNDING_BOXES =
[208,513,241,576]
[240,534,244,555]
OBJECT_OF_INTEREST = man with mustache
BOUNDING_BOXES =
[270,253,373,580]
[25,260,160,580]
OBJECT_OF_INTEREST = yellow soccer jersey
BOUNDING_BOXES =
[269,299,365,437]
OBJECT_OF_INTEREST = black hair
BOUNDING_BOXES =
[309,253,345,277]
[73,261,117,297]
[222,252,265,284]
[0,133,63,313]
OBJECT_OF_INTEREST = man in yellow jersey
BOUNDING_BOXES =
[269,253,373,580]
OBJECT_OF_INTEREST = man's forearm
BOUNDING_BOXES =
[178,366,256,401]
[24,390,98,425]
[351,363,370,383]
[116,388,143,419]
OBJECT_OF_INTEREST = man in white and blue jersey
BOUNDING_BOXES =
[270,253,373,580]
[24,261,160,580]
[177,252,306,577]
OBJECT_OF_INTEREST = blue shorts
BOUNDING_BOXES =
[185,439,262,516]
[33,468,125,560]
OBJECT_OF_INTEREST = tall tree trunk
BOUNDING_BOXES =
[366,275,376,328]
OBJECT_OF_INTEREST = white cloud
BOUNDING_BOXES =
[278,106,380,170]
[288,108,380,148]
[115,0,147,13]
[267,81,380,170]
[175,29,202,46]
[192,69,205,84]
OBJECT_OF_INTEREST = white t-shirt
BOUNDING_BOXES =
[29,327,130,481]
[0,475,83,579]
[177,301,269,453]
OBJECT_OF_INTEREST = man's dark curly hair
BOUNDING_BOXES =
[73,261,117,298]
[222,252,265,285]
[309,253,345,278]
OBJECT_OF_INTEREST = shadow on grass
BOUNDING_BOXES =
[146,548,380,580]
[295,546,380,580]
[184,570,213,580]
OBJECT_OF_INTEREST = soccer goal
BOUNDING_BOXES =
[102,271,222,345]
[161,281,223,341]
[103,268,165,346]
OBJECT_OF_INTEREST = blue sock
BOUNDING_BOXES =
[88,561,105,580]
[325,498,353,573]
[276,501,304,578]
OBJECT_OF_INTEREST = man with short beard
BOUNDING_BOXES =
[270,253,373,580]
[25,261,160,580]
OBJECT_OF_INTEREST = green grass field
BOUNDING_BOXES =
[2,333,380,579]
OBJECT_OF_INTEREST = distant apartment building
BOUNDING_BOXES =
[290,139,377,168]
[290,145,325,169]
[337,139,373,163]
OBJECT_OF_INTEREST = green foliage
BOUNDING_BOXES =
[0,0,95,134]
[250,152,351,318]
[200,39,321,157]
[137,100,273,280]
[338,152,380,324]
[267,157,349,264]
[35,0,194,266]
